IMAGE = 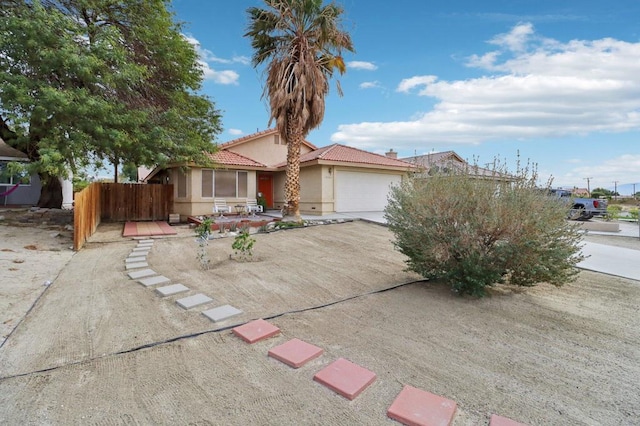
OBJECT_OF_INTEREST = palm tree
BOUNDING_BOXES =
[246,0,354,221]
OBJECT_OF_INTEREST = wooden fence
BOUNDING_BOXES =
[73,183,101,251]
[73,183,173,250]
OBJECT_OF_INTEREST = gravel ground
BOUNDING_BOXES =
[0,214,638,425]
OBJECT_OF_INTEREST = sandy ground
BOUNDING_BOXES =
[0,213,639,425]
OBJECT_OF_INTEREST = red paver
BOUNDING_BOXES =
[232,319,280,344]
[387,385,457,426]
[268,338,324,368]
[313,358,376,400]
[123,221,177,237]
[489,414,528,426]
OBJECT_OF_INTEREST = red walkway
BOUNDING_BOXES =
[123,221,177,237]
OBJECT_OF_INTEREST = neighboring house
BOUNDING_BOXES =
[572,188,590,197]
[145,128,416,217]
[0,137,41,207]
[402,150,516,182]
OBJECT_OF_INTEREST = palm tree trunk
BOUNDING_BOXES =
[284,117,302,222]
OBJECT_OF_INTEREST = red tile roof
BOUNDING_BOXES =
[295,144,416,168]
[205,150,266,168]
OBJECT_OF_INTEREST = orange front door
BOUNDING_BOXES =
[257,174,273,208]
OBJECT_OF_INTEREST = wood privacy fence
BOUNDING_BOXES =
[73,183,173,250]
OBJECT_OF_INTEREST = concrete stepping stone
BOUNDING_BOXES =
[155,284,189,297]
[127,269,157,279]
[125,256,147,263]
[387,385,457,426]
[132,247,151,252]
[489,414,528,426]
[202,305,243,322]
[176,294,213,309]
[268,338,323,368]
[232,319,280,343]
[125,262,149,270]
[313,358,376,400]
[138,275,170,287]
[137,239,154,244]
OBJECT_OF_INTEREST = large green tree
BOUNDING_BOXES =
[246,0,354,221]
[0,0,221,207]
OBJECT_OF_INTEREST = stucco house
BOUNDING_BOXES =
[0,137,41,207]
[144,129,416,217]
[402,150,516,182]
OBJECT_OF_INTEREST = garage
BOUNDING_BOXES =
[335,171,402,212]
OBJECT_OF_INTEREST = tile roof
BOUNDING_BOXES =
[0,137,28,160]
[205,150,266,168]
[295,144,416,168]
[220,128,318,151]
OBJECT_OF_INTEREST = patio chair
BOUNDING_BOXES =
[245,198,263,216]
[213,198,232,216]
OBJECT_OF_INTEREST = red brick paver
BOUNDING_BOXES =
[313,358,376,400]
[387,385,457,426]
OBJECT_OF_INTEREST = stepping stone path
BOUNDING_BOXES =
[313,357,377,400]
[125,262,148,270]
[387,385,457,426]
[128,269,157,280]
[155,284,190,297]
[202,305,243,322]
[176,294,213,309]
[121,238,525,425]
[268,338,323,369]
[232,319,280,343]
[138,275,170,287]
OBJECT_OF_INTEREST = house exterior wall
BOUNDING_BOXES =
[226,134,314,167]
[0,173,41,206]
[169,166,258,219]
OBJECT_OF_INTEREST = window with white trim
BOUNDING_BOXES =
[0,161,31,185]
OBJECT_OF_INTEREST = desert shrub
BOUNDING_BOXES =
[628,208,639,221]
[605,204,623,221]
[385,162,585,297]
[232,230,256,261]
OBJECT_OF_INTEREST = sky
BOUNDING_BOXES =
[170,0,640,195]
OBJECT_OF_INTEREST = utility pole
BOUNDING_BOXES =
[583,177,593,196]
[613,181,619,201]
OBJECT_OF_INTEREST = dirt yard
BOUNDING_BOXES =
[0,211,638,425]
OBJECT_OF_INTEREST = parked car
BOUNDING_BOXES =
[549,189,608,220]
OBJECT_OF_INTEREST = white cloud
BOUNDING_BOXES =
[396,75,438,93]
[348,61,378,70]
[183,34,244,85]
[331,24,640,151]
[559,154,640,191]
[359,81,382,89]
[228,128,243,135]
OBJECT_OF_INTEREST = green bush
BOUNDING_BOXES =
[629,208,639,221]
[605,204,623,221]
[385,164,585,297]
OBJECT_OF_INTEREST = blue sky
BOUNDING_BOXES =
[171,0,640,195]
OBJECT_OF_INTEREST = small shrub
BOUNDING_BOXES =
[194,218,213,270]
[258,224,270,233]
[605,205,623,221]
[385,160,585,297]
[628,208,639,221]
[228,222,238,232]
[232,230,256,261]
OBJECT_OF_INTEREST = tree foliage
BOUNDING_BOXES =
[385,163,585,297]
[0,0,221,206]
[245,0,354,220]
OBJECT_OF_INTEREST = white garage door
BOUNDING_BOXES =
[335,171,401,212]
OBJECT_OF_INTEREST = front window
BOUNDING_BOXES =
[0,161,30,185]
[202,169,248,198]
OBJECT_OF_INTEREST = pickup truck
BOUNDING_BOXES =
[549,189,608,220]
